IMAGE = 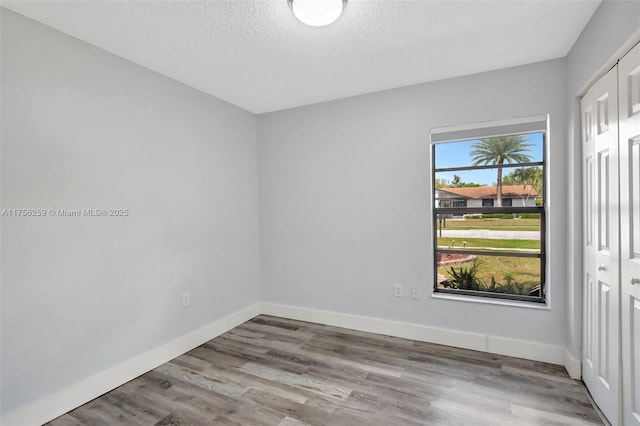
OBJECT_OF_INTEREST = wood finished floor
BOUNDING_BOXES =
[47,315,604,426]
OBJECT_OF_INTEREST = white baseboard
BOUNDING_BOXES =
[1,302,261,426]
[487,336,565,365]
[563,348,582,379]
[261,302,568,366]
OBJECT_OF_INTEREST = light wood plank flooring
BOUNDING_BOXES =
[47,315,604,425]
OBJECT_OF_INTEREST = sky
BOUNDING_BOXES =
[433,132,543,186]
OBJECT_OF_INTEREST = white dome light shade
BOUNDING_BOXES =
[288,0,347,27]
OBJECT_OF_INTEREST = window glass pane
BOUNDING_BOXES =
[435,215,541,254]
[434,132,543,170]
[437,200,468,208]
[436,254,541,297]
[435,166,543,208]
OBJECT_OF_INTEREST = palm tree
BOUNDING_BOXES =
[506,167,541,188]
[470,136,533,206]
[503,167,543,202]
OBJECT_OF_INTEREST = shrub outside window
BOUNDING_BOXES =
[430,116,547,303]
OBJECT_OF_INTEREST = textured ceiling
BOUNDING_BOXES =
[2,0,601,113]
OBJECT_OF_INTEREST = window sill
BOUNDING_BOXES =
[431,292,550,310]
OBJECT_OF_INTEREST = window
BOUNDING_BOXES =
[430,116,546,303]
[440,200,467,208]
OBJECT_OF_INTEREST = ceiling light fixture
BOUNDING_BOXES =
[288,0,347,27]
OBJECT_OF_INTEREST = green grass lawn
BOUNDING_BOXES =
[435,217,542,295]
[438,218,540,231]
[437,237,540,250]
[438,256,540,294]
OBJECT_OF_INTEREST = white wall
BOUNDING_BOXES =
[1,9,260,416]
[565,0,640,365]
[258,59,568,347]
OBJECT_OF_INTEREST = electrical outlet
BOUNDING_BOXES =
[411,287,420,300]
[394,284,402,297]
[182,292,190,307]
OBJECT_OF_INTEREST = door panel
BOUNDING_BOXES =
[631,298,640,422]
[582,64,620,425]
[598,150,610,252]
[633,140,640,256]
[620,41,640,426]
[598,281,611,386]
[585,272,595,369]
[586,155,594,247]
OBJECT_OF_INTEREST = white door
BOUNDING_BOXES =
[619,41,640,426]
[581,64,620,425]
